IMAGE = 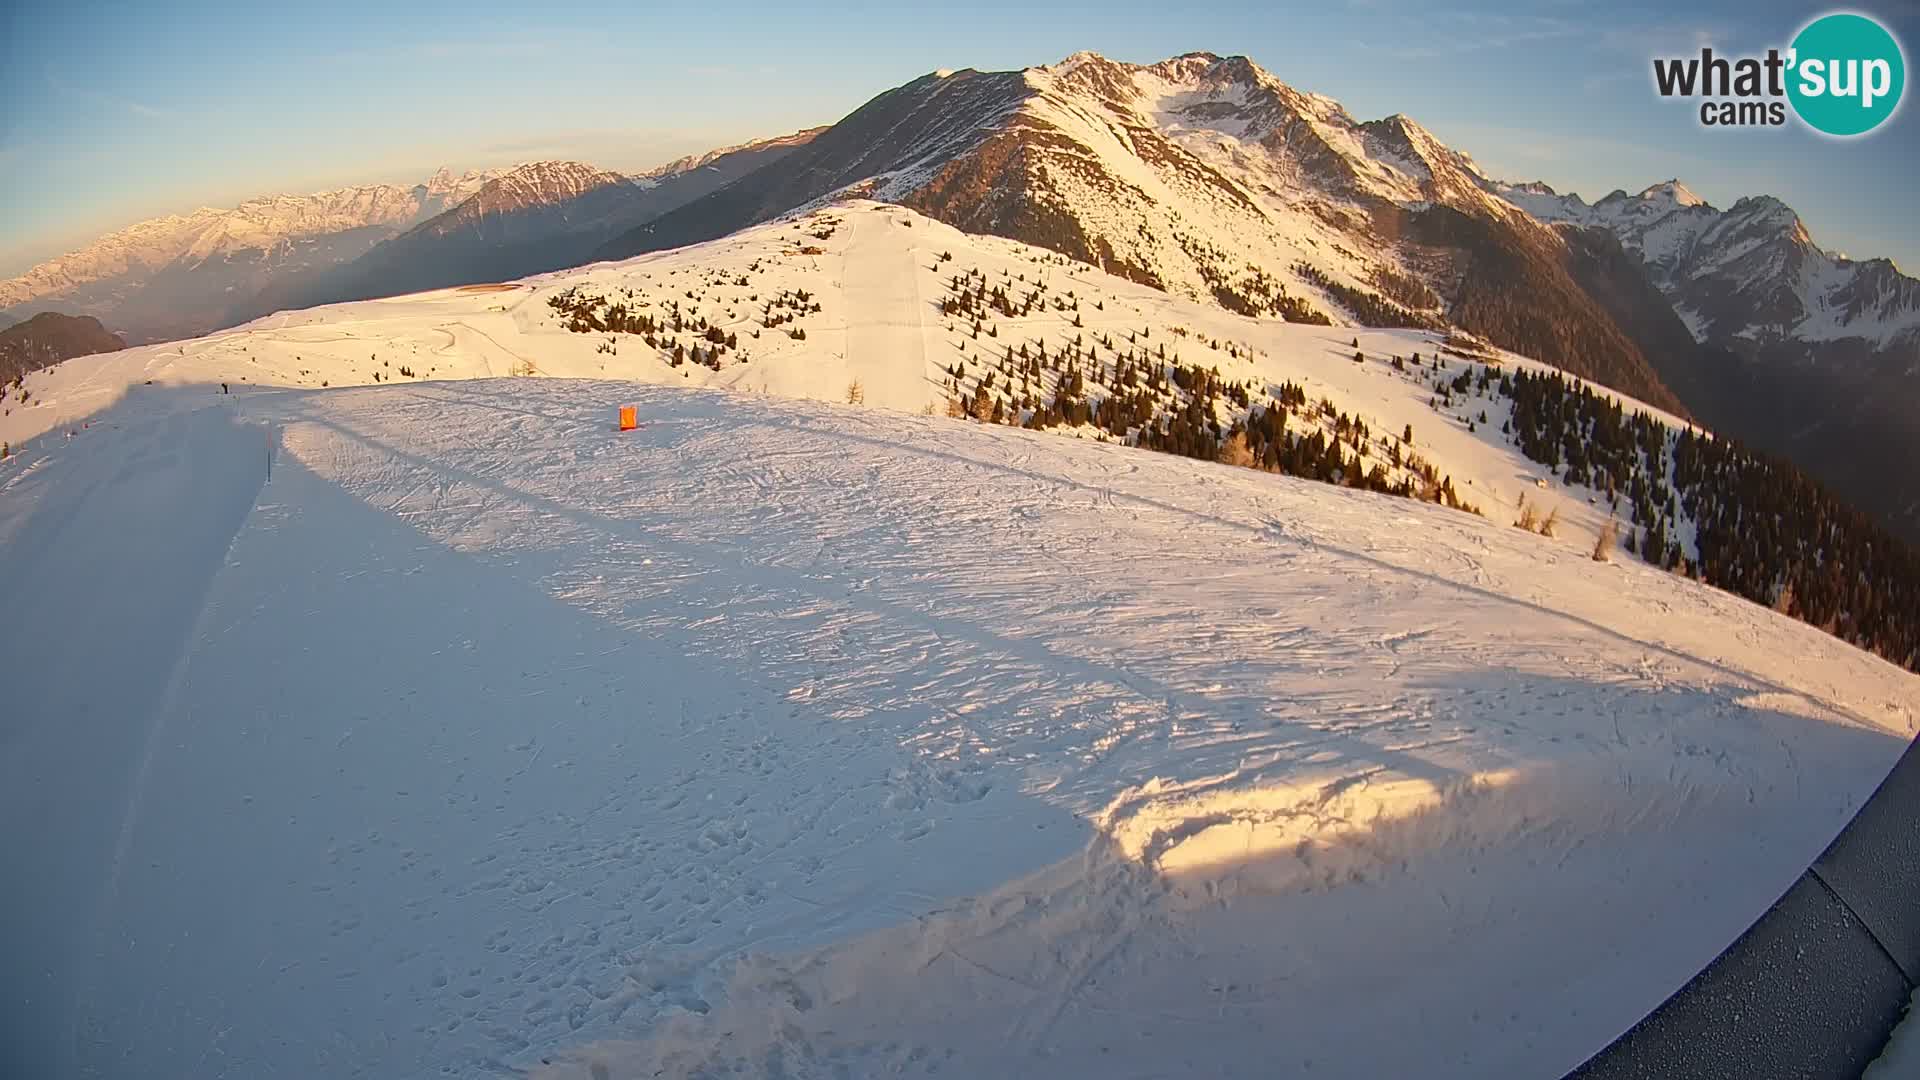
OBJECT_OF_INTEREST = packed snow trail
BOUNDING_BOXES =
[0,393,266,1079]
[1,379,1913,1079]
[838,207,934,410]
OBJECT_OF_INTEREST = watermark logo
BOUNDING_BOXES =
[1652,11,1906,136]
[1788,13,1905,135]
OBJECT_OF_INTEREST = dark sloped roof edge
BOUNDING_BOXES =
[1568,734,1920,1079]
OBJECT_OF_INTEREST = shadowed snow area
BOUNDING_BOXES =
[1,380,1913,1079]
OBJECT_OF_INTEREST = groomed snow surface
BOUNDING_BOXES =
[2,377,1914,1080]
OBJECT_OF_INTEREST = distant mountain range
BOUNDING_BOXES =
[5,51,1915,538]
[0,131,821,346]
[1498,179,1920,365]
[227,130,821,323]
[0,168,502,344]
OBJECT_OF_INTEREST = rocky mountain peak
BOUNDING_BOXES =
[1639,179,1706,208]
[634,128,828,182]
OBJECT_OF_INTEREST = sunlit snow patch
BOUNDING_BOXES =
[1096,766,1522,890]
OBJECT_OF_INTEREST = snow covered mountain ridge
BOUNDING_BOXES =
[627,50,1536,295]
[610,50,1915,415]
[0,141,836,319]
[1020,50,1516,218]
[8,49,1914,540]
[0,160,666,345]
[13,49,1909,379]
[997,51,1916,362]
[220,134,824,328]
[0,166,505,311]
[633,128,833,182]
[591,49,1917,543]
[1493,176,1920,358]
[398,161,637,236]
[607,50,1688,413]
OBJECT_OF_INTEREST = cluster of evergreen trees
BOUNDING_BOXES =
[761,288,820,330]
[545,272,816,373]
[934,267,1475,515]
[1467,364,1918,672]
[1192,258,1330,324]
[940,265,1103,324]
[1369,266,1443,313]
[1293,263,1442,330]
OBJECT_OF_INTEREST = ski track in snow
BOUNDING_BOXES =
[0,401,268,1079]
[2,374,1913,1080]
[839,207,934,409]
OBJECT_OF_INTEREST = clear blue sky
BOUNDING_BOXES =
[3,0,1916,275]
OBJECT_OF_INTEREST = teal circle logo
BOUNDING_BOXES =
[1787,12,1906,136]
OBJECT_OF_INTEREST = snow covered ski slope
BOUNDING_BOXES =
[2,371,1913,1079]
[5,201,1687,569]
